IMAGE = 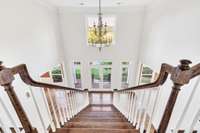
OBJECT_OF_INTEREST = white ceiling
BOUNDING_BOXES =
[42,0,155,7]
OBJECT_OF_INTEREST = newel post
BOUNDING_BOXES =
[158,60,192,133]
[0,62,37,133]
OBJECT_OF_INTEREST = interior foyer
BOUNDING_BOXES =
[0,0,200,133]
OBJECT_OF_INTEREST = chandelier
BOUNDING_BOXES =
[88,0,113,51]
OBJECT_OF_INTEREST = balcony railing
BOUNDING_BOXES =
[113,60,200,133]
[0,59,200,133]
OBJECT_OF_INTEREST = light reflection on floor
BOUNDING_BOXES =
[88,105,114,112]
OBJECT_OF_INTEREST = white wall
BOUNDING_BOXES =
[59,7,145,90]
[0,0,64,132]
[139,0,200,131]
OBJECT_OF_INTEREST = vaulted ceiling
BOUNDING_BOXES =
[41,0,155,7]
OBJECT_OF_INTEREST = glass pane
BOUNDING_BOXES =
[75,68,81,79]
[51,65,63,83]
[139,65,153,85]
[101,61,112,65]
[73,62,82,88]
[122,62,130,65]
[52,68,62,75]
[142,67,153,74]
[141,75,152,84]
[103,68,111,88]
[52,75,63,83]
[121,67,129,88]
[90,60,112,66]
[91,68,100,88]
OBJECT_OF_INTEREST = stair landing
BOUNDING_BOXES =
[55,105,139,133]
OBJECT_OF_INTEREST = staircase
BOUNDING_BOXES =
[56,105,139,133]
[1,60,200,132]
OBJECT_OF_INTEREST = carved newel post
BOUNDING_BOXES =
[0,62,37,133]
[158,60,192,133]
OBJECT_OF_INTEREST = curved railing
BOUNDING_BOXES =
[113,60,200,133]
[1,60,200,133]
[0,62,89,133]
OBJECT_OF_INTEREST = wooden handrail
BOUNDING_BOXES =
[0,62,86,133]
[117,61,200,92]
[1,60,200,133]
[11,64,84,92]
[115,59,200,133]
[116,63,173,92]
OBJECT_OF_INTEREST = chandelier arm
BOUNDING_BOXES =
[99,0,101,14]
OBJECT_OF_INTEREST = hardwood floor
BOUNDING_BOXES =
[55,105,139,133]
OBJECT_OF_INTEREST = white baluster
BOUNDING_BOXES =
[146,87,160,133]
[140,89,152,132]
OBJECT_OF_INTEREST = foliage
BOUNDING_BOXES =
[51,67,62,74]
[142,67,153,74]
[91,68,100,79]
[75,68,81,79]
[103,68,111,82]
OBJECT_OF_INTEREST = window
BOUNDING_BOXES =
[139,64,153,85]
[90,60,112,89]
[51,65,63,83]
[87,16,116,47]
[90,60,112,66]
[103,67,112,88]
[122,61,130,65]
[121,62,130,88]
[91,67,100,88]
[73,62,82,88]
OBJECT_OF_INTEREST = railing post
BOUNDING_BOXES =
[158,83,181,133]
[158,60,192,133]
[0,62,37,133]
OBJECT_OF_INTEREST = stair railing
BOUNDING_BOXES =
[113,59,200,133]
[0,62,89,133]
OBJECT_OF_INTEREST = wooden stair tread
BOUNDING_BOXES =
[77,113,124,117]
[70,118,124,122]
[71,116,126,120]
[56,128,139,133]
[65,122,134,129]
[55,105,138,133]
